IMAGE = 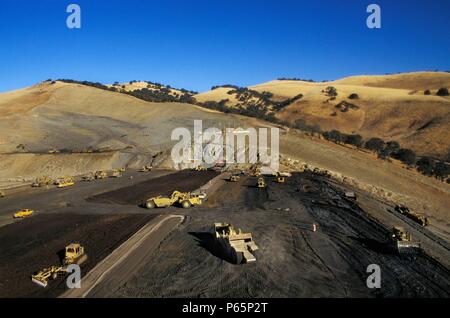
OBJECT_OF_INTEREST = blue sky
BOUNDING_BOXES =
[0,0,449,93]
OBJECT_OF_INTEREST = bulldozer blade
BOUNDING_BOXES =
[32,278,48,288]
[397,241,420,253]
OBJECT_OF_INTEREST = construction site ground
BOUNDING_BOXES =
[0,169,449,297]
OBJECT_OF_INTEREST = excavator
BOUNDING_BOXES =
[31,243,87,288]
[145,191,203,209]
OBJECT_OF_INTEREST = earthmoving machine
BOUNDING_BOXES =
[63,243,88,265]
[345,192,357,200]
[145,191,203,209]
[140,165,152,172]
[54,177,75,188]
[193,165,207,171]
[31,266,68,288]
[95,170,108,179]
[213,223,259,264]
[0,190,4,198]
[257,177,266,188]
[275,172,285,183]
[82,173,95,182]
[31,243,87,287]
[394,204,429,227]
[229,174,240,182]
[32,176,53,187]
[391,226,420,252]
[118,167,126,172]
[110,169,122,178]
[13,209,34,218]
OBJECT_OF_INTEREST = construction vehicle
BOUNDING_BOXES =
[31,243,87,287]
[275,172,285,183]
[0,190,4,198]
[229,174,240,182]
[391,226,420,252]
[63,243,88,265]
[344,192,357,200]
[110,170,122,178]
[145,191,203,209]
[13,209,34,218]
[212,223,259,264]
[193,165,206,171]
[82,173,95,182]
[140,165,152,172]
[31,266,68,288]
[118,167,126,172]
[32,176,53,187]
[54,177,75,188]
[95,170,108,179]
[257,177,266,188]
[394,204,429,227]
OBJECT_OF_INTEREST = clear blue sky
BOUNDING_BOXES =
[1,0,449,93]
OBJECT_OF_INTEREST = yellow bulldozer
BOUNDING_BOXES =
[145,191,203,209]
[391,226,420,252]
[193,165,207,171]
[110,169,122,178]
[31,243,87,288]
[140,165,152,172]
[229,174,240,182]
[257,177,266,188]
[213,223,259,264]
[13,209,34,218]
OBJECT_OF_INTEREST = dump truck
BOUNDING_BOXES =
[213,223,259,264]
[13,209,34,218]
[257,177,266,188]
[145,191,203,209]
[55,177,75,188]
[391,226,420,252]
[95,171,108,179]
[229,174,240,182]
[32,176,53,187]
[31,243,87,287]
[394,204,429,227]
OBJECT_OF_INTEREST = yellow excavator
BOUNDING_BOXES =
[145,191,203,209]
[31,243,87,288]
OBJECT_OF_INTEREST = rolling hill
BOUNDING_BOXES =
[195,72,450,159]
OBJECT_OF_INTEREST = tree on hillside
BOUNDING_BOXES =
[324,86,338,98]
[416,157,435,176]
[436,87,449,96]
[434,161,450,181]
[365,137,385,153]
[392,148,416,166]
[323,130,344,143]
[345,134,363,148]
[424,89,431,95]
[348,93,359,99]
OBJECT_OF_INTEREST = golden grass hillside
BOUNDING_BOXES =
[195,72,450,159]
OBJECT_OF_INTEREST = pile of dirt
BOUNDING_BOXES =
[0,213,155,298]
[88,170,219,205]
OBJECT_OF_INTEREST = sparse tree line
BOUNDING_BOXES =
[424,88,449,96]
[54,79,197,103]
[321,131,450,182]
